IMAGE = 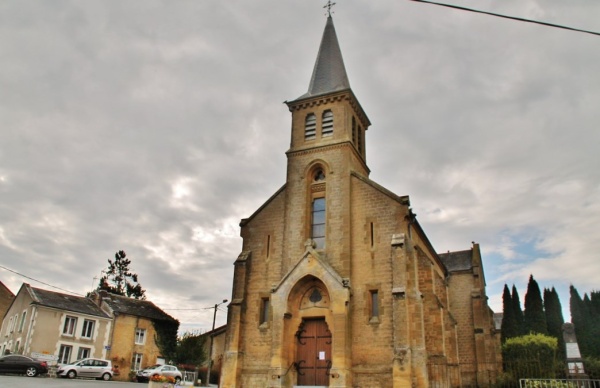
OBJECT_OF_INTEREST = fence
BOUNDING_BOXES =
[427,360,598,388]
[520,379,600,388]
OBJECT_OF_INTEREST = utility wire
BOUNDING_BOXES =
[0,264,85,296]
[409,0,600,37]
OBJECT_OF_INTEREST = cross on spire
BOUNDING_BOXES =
[324,1,336,17]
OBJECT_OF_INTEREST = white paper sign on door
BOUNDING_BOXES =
[318,351,325,360]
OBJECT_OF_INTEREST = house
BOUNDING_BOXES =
[89,290,179,381]
[0,281,15,328]
[0,283,111,362]
[202,324,227,384]
[220,14,500,387]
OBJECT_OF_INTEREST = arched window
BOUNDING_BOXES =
[305,113,316,140]
[311,197,326,249]
[322,110,333,137]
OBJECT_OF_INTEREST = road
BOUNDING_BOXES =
[0,375,212,388]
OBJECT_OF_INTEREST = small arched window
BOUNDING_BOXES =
[322,110,333,137]
[305,113,316,140]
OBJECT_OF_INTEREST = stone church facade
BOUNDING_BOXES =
[220,15,500,388]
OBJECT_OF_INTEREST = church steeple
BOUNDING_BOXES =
[286,12,370,173]
[296,15,350,101]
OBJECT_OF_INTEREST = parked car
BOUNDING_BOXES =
[136,364,182,383]
[57,358,113,380]
[0,355,48,377]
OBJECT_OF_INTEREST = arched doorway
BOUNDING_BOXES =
[295,318,331,386]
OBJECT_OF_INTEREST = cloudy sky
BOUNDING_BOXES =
[1,0,599,333]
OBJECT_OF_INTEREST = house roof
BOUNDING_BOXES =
[28,285,110,318]
[98,292,177,322]
[0,281,15,297]
[294,16,350,101]
[438,249,473,272]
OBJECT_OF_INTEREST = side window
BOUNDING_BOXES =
[370,290,380,323]
[305,113,317,140]
[132,353,143,371]
[77,347,91,360]
[58,344,73,364]
[135,328,146,345]
[63,316,77,336]
[260,298,270,325]
[18,312,26,332]
[81,320,94,339]
[322,110,333,137]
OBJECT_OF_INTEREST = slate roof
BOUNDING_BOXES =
[295,16,350,101]
[99,292,177,322]
[438,249,473,272]
[28,285,110,318]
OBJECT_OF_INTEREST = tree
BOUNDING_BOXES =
[98,250,146,299]
[175,332,207,368]
[543,287,565,359]
[511,285,525,335]
[570,285,590,356]
[501,284,519,343]
[524,275,547,335]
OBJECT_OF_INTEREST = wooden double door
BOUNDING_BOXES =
[296,318,331,386]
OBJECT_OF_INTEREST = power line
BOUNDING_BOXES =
[0,264,84,296]
[409,0,600,37]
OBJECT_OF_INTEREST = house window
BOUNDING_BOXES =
[7,317,13,333]
[12,314,18,332]
[352,116,356,144]
[14,340,20,353]
[58,344,73,364]
[18,312,26,332]
[63,316,77,336]
[81,320,94,339]
[370,290,380,321]
[322,110,333,137]
[260,298,270,325]
[77,347,91,360]
[311,197,326,249]
[135,328,146,345]
[132,353,143,371]
[305,113,316,140]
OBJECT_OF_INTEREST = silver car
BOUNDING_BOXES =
[136,364,182,383]
[57,358,113,380]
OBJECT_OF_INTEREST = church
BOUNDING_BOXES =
[220,11,500,388]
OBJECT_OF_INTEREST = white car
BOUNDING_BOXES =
[136,364,182,383]
[57,358,113,381]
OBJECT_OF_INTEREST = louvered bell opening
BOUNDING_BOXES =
[322,110,333,137]
[305,114,317,140]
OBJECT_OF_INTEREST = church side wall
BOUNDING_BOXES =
[236,189,287,384]
[349,176,408,387]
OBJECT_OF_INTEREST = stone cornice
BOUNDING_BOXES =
[286,89,371,128]
[286,141,370,174]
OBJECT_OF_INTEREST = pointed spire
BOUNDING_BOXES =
[296,16,350,100]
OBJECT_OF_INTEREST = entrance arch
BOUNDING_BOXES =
[269,251,351,387]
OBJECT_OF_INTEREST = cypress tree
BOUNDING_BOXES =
[570,285,591,357]
[524,275,547,334]
[512,285,525,335]
[544,287,565,359]
[501,284,519,342]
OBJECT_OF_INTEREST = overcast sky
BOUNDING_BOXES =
[1,0,599,333]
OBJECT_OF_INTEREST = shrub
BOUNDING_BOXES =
[503,333,558,380]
